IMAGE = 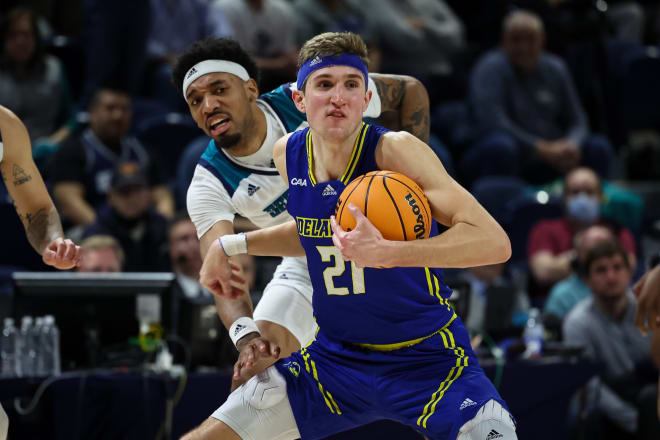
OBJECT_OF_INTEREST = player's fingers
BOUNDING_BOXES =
[330,216,345,236]
[63,241,76,261]
[56,242,67,259]
[331,232,343,251]
[632,272,647,298]
[230,273,246,284]
[271,344,280,358]
[229,262,241,271]
[347,204,367,225]
[42,249,56,265]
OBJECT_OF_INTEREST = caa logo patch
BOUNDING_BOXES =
[291,178,307,186]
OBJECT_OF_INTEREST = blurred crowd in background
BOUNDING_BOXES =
[2,1,660,438]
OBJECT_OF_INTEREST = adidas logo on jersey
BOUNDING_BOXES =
[310,56,322,66]
[248,183,260,196]
[233,324,245,337]
[322,184,337,196]
[486,429,503,440]
[460,398,477,410]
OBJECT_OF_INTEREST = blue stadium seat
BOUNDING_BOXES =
[471,176,528,228]
[175,136,209,211]
[135,113,201,185]
[623,54,660,134]
[507,195,563,263]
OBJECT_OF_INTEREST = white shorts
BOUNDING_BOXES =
[253,256,316,346]
[212,366,299,440]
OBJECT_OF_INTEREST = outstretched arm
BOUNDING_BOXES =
[331,131,511,269]
[0,106,81,269]
[370,73,430,143]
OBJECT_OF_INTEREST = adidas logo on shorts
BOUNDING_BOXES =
[322,184,337,196]
[459,398,477,410]
[248,183,260,196]
[486,429,503,440]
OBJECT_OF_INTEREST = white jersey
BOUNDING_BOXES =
[187,100,295,237]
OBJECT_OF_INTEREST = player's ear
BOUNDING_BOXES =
[292,90,306,113]
[363,89,372,112]
[245,78,260,101]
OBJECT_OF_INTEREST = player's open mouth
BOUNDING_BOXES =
[327,110,345,119]
[208,115,231,136]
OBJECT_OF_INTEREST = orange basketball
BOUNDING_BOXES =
[336,171,432,241]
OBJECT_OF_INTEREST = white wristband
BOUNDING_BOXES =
[219,233,247,256]
[229,317,260,347]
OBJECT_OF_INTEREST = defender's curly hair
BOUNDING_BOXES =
[172,37,260,93]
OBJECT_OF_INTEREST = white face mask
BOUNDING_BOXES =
[566,193,600,224]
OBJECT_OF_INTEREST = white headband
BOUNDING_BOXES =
[182,60,250,98]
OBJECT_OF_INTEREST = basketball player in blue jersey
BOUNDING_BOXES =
[184,33,517,440]
[172,37,433,374]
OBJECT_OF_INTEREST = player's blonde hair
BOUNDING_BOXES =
[298,32,369,69]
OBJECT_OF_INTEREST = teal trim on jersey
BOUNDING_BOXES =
[200,140,250,196]
[259,84,306,132]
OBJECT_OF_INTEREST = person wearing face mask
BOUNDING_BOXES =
[527,167,637,290]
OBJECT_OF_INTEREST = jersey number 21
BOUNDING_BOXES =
[316,246,365,295]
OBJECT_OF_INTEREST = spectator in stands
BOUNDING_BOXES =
[82,160,169,272]
[210,0,297,93]
[169,212,205,297]
[0,7,75,166]
[465,9,613,185]
[293,0,381,70]
[528,167,636,289]
[49,86,174,228]
[145,0,232,110]
[77,234,124,272]
[564,240,660,440]
[359,0,465,90]
[544,225,614,320]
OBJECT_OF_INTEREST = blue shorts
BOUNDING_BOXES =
[274,317,509,440]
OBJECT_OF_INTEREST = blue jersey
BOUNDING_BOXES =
[285,123,455,346]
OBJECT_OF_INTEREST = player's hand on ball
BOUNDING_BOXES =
[331,204,389,268]
[42,237,82,270]
[199,240,247,298]
[233,334,281,383]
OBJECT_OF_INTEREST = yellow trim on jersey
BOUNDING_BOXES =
[306,122,367,187]
[339,122,368,185]
[416,327,469,428]
[305,130,316,186]
[353,313,457,351]
[425,268,455,313]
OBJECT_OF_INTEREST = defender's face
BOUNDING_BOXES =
[295,65,371,142]
[185,72,259,150]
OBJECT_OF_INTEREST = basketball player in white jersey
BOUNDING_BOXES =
[0,106,81,439]
[172,37,431,380]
